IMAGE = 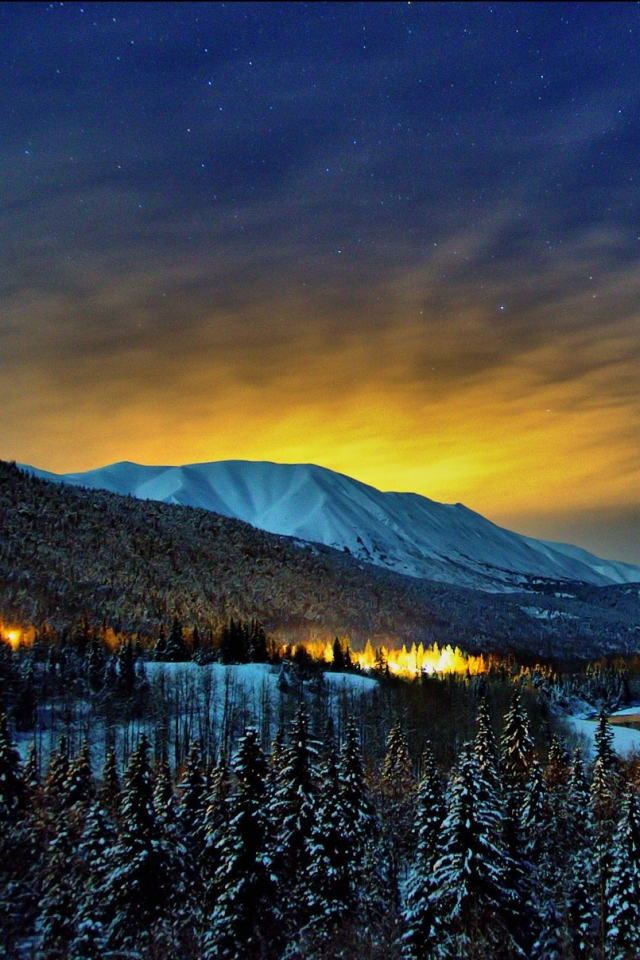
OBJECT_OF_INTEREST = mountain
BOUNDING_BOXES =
[3,459,640,657]
[24,459,640,592]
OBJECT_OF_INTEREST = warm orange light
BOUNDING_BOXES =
[353,641,486,677]
[284,638,488,678]
[3,629,21,650]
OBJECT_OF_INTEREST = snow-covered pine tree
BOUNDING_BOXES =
[177,740,207,852]
[521,760,549,867]
[101,735,179,954]
[591,708,620,826]
[36,809,78,957]
[45,734,70,808]
[590,709,621,954]
[340,715,376,853]
[421,745,519,959]
[563,747,599,960]
[0,713,24,821]
[402,741,446,960]
[98,746,121,818]
[380,721,416,880]
[545,734,571,793]
[23,741,40,799]
[68,800,116,959]
[63,741,94,808]
[300,741,355,942]
[606,790,640,960]
[204,727,278,960]
[500,690,534,797]
[269,703,319,926]
[202,751,231,911]
[153,756,177,829]
[474,695,500,780]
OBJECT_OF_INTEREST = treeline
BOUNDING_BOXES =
[1,692,640,958]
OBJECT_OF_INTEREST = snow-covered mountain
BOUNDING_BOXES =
[23,459,640,592]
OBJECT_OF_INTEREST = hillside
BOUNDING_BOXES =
[25,459,640,592]
[1,460,639,657]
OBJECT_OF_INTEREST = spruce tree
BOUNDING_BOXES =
[68,801,116,959]
[269,705,319,926]
[380,721,416,888]
[474,695,500,778]
[204,727,278,960]
[202,751,231,910]
[422,746,517,958]
[403,742,446,960]
[606,790,640,960]
[500,690,534,797]
[98,746,121,818]
[302,743,354,938]
[0,713,24,821]
[37,815,78,958]
[102,735,178,953]
[45,734,70,808]
[153,757,177,829]
[63,741,94,808]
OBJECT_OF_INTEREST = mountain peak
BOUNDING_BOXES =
[22,458,640,592]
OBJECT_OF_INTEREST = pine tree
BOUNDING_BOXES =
[23,741,40,799]
[117,639,136,696]
[46,734,70,807]
[403,742,446,959]
[380,721,416,896]
[606,790,640,960]
[474,695,500,778]
[302,743,354,939]
[421,746,518,958]
[37,816,78,958]
[153,757,177,829]
[98,747,121,817]
[590,710,620,954]
[102,735,178,953]
[63,741,94,808]
[177,740,208,908]
[336,716,380,924]
[340,715,376,853]
[177,740,207,850]
[270,705,319,925]
[591,708,619,825]
[0,713,24,821]
[165,615,191,662]
[202,752,231,909]
[204,727,278,960]
[500,690,534,796]
[68,801,116,958]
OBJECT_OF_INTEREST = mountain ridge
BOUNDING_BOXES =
[22,458,640,592]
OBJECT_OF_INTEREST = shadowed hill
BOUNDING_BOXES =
[1,460,639,657]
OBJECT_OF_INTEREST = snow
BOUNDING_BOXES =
[566,716,640,757]
[21,458,640,592]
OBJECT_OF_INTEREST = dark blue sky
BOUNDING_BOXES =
[1,2,639,563]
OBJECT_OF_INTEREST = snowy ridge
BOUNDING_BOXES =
[23,459,640,592]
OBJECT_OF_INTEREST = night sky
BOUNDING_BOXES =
[1,2,639,564]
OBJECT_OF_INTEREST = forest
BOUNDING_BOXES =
[1,620,640,959]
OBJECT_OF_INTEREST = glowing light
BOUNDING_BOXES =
[353,641,487,677]
[3,629,21,650]
[285,638,489,678]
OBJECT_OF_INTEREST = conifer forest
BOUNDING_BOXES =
[2,619,640,960]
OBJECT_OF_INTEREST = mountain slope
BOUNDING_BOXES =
[25,459,640,592]
[3,460,640,658]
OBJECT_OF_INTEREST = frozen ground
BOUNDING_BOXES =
[566,708,640,757]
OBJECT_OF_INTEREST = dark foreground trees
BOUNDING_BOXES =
[2,690,640,959]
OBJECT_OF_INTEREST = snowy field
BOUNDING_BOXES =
[17,662,379,775]
[566,708,640,757]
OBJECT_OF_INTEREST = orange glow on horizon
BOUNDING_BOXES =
[293,639,489,678]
